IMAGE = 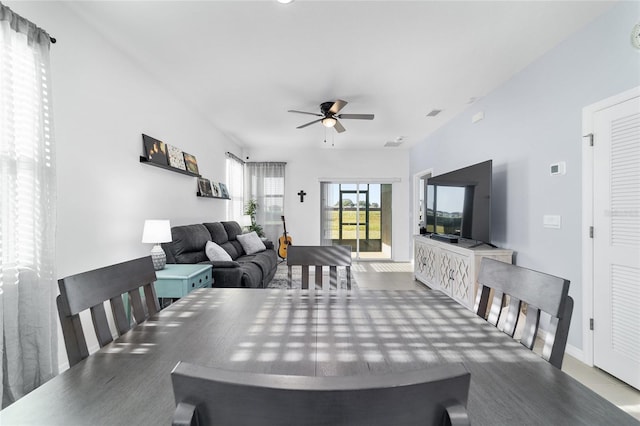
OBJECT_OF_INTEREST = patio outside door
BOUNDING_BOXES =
[321,182,392,260]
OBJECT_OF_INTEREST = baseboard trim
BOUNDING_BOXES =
[565,343,586,364]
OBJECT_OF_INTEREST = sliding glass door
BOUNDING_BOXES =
[321,182,392,260]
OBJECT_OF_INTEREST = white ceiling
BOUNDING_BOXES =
[64,0,615,150]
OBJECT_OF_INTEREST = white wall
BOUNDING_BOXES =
[246,146,411,261]
[409,1,640,354]
[6,2,241,277]
[6,2,243,368]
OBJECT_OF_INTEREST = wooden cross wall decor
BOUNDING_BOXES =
[298,190,307,202]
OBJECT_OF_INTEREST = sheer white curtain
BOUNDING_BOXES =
[244,162,286,244]
[0,5,58,407]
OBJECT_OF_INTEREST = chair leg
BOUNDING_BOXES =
[172,402,198,426]
[442,403,470,426]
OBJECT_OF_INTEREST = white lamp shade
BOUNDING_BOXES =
[142,220,172,244]
[240,215,252,227]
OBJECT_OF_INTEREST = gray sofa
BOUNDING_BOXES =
[162,221,278,288]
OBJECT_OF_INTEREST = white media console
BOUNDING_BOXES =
[414,235,513,310]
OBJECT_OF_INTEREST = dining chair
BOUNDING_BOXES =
[474,257,573,369]
[287,245,352,290]
[56,256,159,367]
[171,362,471,426]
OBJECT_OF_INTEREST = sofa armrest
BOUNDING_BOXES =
[263,240,275,250]
[208,260,241,268]
[163,242,177,264]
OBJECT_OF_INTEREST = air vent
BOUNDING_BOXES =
[426,109,442,117]
[385,136,405,147]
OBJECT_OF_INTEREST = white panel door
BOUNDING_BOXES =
[593,95,640,390]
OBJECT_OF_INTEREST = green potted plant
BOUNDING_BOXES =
[244,199,265,237]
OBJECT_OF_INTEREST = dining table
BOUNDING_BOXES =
[0,287,637,425]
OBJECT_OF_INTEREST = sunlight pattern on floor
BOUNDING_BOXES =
[368,262,414,272]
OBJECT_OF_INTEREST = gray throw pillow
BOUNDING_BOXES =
[205,240,233,261]
[236,231,266,255]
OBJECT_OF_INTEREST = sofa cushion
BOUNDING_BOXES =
[237,231,266,255]
[204,222,242,259]
[205,241,233,262]
[220,241,240,260]
[222,221,243,241]
[203,222,228,245]
[170,224,210,264]
[229,240,244,257]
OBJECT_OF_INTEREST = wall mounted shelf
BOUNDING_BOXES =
[139,156,201,177]
[197,192,230,200]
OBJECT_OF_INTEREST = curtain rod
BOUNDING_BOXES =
[225,151,244,164]
[0,3,56,43]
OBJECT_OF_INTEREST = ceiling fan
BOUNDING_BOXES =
[288,99,374,133]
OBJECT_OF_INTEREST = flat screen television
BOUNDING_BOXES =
[425,160,492,244]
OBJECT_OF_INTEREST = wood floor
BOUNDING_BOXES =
[351,261,640,421]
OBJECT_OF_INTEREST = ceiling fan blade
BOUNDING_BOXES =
[289,110,323,117]
[334,120,346,133]
[329,99,348,114]
[296,118,323,129]
[336,113,375,120]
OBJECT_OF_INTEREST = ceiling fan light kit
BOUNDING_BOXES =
[322,117,337,128]
[288,99,374,134]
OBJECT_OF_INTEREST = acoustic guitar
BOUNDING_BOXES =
[278,215,293,259]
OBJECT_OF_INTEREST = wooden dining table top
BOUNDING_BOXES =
[1,288,636,425]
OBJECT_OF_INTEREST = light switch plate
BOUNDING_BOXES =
[543,215,561,229]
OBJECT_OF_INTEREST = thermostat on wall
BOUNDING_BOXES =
[550,162,566,175]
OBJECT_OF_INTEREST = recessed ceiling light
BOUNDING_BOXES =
[277,0,294,4]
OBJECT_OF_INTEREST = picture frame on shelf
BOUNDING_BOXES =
[142,134,168,166]
[219,183,229,199]
[183,152,199,175]
[211,182,221,198]
[198,178,213,197]
[167,144,186,170]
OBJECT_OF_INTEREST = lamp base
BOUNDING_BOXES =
[150,244,167,270]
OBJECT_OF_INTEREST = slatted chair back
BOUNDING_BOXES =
[287,245,352,290]
[57,256,159,367]
[474,258,573,368]
[171,362,471,426]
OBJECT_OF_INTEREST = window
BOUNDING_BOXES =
[244,162,286,243]
[225,152,244,221]
[0,4,58,406]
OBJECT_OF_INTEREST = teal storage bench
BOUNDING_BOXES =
[154,264,213,300]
